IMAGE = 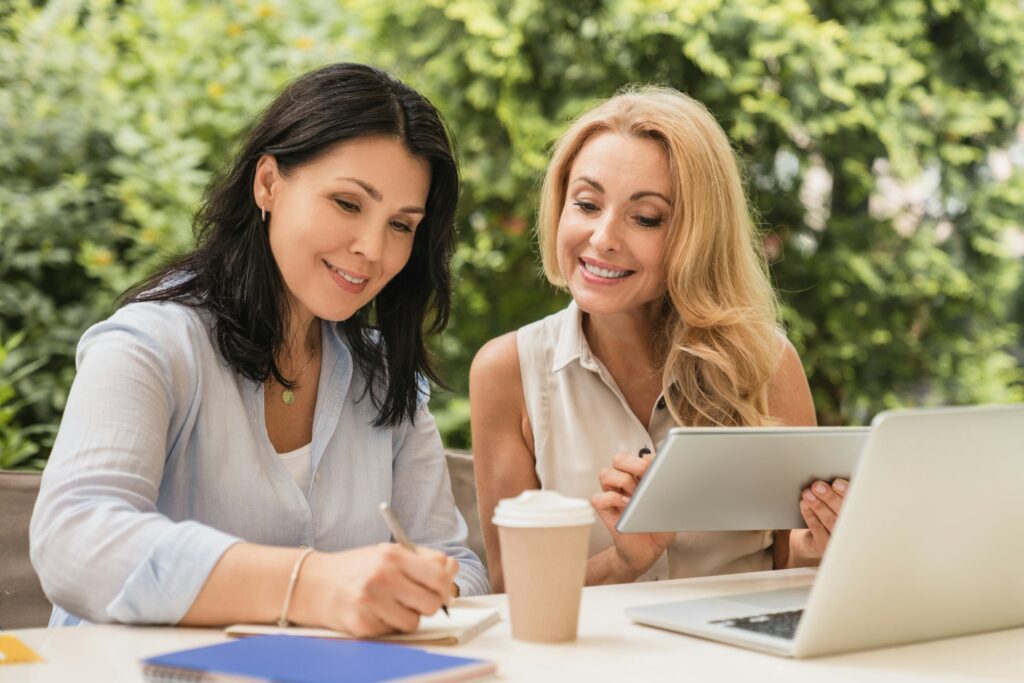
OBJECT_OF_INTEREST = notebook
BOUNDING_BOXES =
[141,635,496,683]
[225,607,500,646]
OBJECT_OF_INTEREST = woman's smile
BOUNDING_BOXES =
[578,256,635,284]
[323,258,370,294]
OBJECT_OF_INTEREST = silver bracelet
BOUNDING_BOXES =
[278,547,315,628]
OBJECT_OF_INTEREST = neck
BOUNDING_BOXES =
[581,299,665,373]
[279,311,320,372]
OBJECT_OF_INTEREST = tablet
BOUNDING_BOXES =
[615,427,869,532]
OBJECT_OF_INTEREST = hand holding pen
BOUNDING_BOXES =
[379,502,453,617]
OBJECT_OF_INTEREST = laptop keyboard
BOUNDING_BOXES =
[711,609,804,640]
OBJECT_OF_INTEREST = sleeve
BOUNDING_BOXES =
[389,388,490,597]
[28,309,241,625]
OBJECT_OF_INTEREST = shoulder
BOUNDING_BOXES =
[78,301,211,373]
[517,305,570,348]
[766,331,816,426]
[771,331,803,377]
[85,300,204,345]
[470,331,520,390]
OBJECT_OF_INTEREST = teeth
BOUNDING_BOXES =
[582,261,630,279]
[327,262,367,284]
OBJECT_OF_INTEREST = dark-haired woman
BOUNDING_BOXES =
[30,63,487,636]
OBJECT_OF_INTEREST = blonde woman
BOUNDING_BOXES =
[471,87,848,591]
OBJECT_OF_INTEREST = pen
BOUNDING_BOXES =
[378,502,450,617]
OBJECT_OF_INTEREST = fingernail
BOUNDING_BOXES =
[621,496,630,504]
[833,480,847,492]
[813,482,828,495]
[802,489,816,502]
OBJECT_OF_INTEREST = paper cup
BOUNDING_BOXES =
[493,490,595,642]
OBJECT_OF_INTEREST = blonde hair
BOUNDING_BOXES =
[537,86,781,426]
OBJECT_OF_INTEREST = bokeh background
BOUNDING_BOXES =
[2,0,1023,469]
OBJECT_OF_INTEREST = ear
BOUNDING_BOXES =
[253,154,281,215]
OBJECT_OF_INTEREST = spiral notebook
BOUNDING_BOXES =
[141,635,497,683]
[225,607,500,646]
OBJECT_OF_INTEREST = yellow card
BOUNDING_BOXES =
[0,635,43,664]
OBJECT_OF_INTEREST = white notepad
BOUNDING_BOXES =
[225,607,500,646]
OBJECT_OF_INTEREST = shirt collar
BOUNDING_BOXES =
[552,300,600,373]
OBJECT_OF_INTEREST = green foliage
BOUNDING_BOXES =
[1,0,1023,464]
[0,0,355,466]
[0,332,54,470]
[358,0,1024,433]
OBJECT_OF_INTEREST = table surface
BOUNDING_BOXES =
[4,568,1024,682]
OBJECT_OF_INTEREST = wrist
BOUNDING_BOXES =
[589,547,643,585]
[286,550,324,626]
[613,548,652,583]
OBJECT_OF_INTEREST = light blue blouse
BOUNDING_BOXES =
[30,301,488,627]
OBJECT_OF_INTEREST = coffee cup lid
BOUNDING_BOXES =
[492,490,595,528]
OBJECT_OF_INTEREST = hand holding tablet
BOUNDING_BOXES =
[615,427,869,533]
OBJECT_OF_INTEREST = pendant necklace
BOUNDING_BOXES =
[281,345,317,406]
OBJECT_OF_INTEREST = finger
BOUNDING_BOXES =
[598,466,639,495]
[417,546,450,568]
[801,488,838,532]
[799,501,829,549]
[395,547,452,599]
[418,549,459,588]
[369,587,424,633]
[389,572,448,618]
[416,551,458,605]
[591,491,629,534]
[611,451,651,478]
[591,490,629,513]
[809,480,843,518]
[831,478,849,498]
[346,606,393,638]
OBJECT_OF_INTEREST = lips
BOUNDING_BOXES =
[323,259,370,294]
[324,260,368,284]
[578,257,634,281]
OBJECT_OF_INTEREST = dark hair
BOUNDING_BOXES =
[123,63,458,427]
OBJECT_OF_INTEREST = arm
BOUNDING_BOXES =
[469,332,540,593]
[30,311,454,634]
[766,335,847,569]
[389,392,490,597]
[29,314,240,625]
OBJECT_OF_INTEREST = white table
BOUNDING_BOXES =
[4,568,1024,682]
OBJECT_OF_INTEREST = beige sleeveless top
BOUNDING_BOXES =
[517,302,773,580]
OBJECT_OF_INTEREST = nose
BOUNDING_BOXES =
[588,212,622,253]
[348,221,388,262]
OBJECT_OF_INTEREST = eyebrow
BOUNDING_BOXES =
[571,176,672,205]
[335,177,426,215]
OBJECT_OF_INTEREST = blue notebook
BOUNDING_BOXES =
[141,635,496,683]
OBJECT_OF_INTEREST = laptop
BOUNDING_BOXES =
[625,403,1024,658]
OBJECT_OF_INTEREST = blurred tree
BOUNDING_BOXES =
[0,0,354,462]
[2,0,1022,463]
[357,0,1024,437]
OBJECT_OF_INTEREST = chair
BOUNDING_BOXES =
[445,450,487,574]
[0,470,52,629]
